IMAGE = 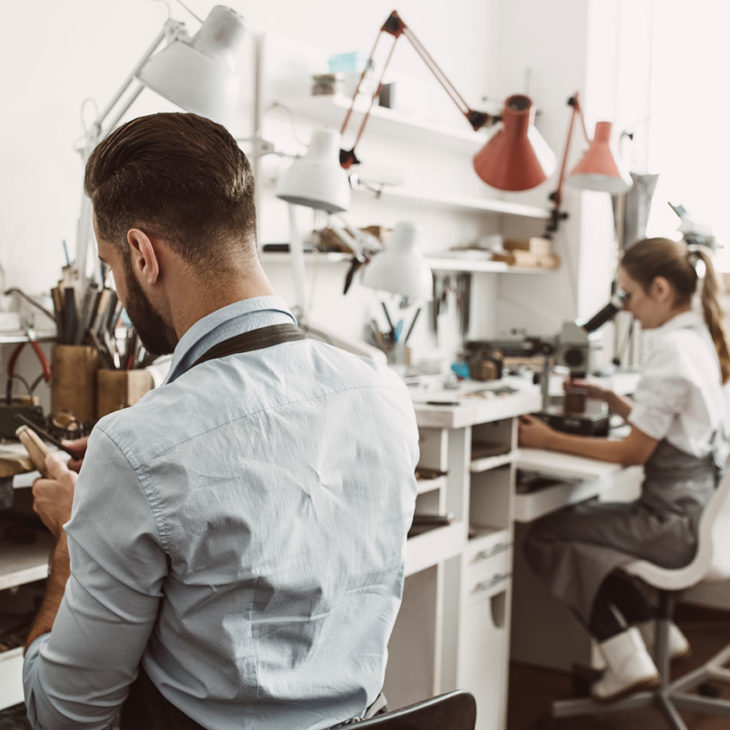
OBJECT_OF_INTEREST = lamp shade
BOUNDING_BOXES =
[276,129,351,213]
[473,95,556,191]
[138,5,245,124]
[568,121,632,193]
[362,222,432,301]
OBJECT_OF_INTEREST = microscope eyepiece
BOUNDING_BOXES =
[580,290,628,333]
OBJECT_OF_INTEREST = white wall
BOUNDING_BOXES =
[0,0,644,364]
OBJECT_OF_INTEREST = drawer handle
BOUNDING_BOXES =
[474,573,511,594]
[475,542,511,561]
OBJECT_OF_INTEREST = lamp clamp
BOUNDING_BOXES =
[340,148,360,169]
[466,110,498,132]
[382,11,406,37]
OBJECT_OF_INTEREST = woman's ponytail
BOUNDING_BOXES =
[692,246,730,383]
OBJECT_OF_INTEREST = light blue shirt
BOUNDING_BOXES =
[24,296,419,729]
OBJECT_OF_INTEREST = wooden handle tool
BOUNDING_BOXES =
[16,425,50,476]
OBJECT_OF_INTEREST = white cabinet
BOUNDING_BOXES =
[0,487,51,711]
[383,387,539,730]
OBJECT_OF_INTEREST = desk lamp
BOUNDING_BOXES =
[74,4,246,285]
[545,92,632,236]
[361,222,432,302]
[338,10,555,191]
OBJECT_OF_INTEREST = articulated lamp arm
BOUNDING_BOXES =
[338,10,499,169]
[74,19,189,285]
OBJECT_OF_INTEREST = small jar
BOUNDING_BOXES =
[311,73,344,96]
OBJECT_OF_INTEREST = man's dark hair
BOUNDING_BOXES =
[85,112,257,274]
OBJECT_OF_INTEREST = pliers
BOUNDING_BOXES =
[6,328,51,403]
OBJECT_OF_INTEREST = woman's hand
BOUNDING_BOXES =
[518,414,558,449]
[62,436,89,473]
[564,377,612,402]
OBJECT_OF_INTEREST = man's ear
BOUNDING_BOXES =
[126,228,160,285]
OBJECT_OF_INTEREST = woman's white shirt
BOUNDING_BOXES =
[628,309,729,458]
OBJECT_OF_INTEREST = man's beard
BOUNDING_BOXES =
[122,263,178,356]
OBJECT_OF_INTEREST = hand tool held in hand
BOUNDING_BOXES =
[14,414,77,456]
[16,424,50,476]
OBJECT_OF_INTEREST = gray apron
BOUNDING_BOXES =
[524,438,722,623]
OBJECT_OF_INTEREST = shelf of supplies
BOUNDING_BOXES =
[0,524,52,591]
[259,250,550,275]
[274,94,488,149]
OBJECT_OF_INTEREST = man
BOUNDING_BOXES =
[24,112,419,729]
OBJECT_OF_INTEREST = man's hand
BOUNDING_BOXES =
[32,454,77,539]
[518,414,557,450]
[63,436,88,473]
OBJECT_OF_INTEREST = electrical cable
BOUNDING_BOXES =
[5,374,32,405]
[173,0,202,23]
[3,288,55,322]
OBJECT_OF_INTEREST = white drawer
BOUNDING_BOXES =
[464,530,512,601]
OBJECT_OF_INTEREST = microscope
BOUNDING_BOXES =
[541,289,628,435]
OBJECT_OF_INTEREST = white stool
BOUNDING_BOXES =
[549,463,730,729]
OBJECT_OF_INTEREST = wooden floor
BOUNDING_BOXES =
[507,604,730,729]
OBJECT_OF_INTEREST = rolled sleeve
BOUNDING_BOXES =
[23,428,167,729]
[629,374,690,440]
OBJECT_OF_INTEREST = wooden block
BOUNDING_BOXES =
[511,250,541,268]
[504,237,552,255]
[15,426,49,476]
[537,253,561,269]
[490,252,516,265]
[51,345,99,423]
[97,369,154,418]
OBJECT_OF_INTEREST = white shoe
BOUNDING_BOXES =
[637,620,691,660]
[591,627,660,702]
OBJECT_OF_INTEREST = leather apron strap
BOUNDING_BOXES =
[189,322,305,370]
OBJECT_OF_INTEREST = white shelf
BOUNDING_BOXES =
[470,452,514,473]
[416,474,447,496]
[259,249,550,275]
[275,94,486,149]
[272,94,553,221]
[516,448,624,482]
[426,257,550,274]
[0,330,56,345]
[405,521,465,576]
[353,184,552,220]
[0,524,52,590]
[259,251,351,265]
[513,477,607,523]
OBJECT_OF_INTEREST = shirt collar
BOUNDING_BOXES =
[654,308,704,336]
[164,296,297,384]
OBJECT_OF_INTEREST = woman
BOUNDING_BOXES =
[519,237,730,701]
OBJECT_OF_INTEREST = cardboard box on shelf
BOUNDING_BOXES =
[503,237,552,255]
[490,250,560,269]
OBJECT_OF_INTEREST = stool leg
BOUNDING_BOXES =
[656,691,689,730]
[654,592,673,688]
